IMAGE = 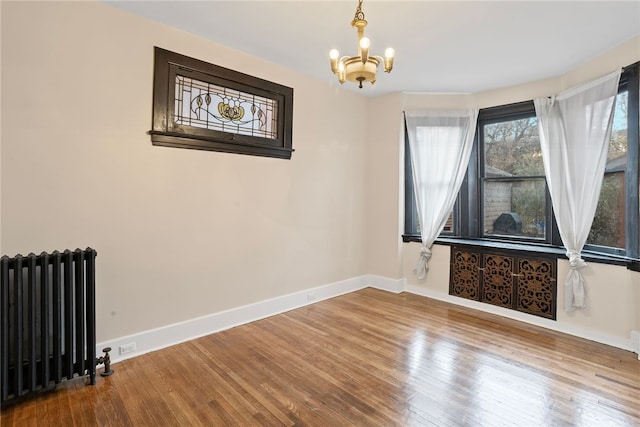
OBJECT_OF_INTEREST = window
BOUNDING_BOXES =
[479,103,549,242]
[404,63,639,262]
[150,47,294,159]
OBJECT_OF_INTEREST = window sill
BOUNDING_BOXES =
[150,132,294,159]
[402,234,639,269]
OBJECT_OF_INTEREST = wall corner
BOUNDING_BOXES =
[632,330,640,360]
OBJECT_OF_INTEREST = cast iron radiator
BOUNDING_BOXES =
[0,248,97,405]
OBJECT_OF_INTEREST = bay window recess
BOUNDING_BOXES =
[404,62,640,271]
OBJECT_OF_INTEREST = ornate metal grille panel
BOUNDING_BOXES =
[175,75,278,140]
[516,258,556,319]
[450,250,480,301]
[482,254,513,308]
[449,245,557,320]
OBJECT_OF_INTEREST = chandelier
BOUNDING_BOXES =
[329,0,395,88]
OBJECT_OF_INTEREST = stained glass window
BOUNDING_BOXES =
[175,75,278,140]
[150,47,293,159]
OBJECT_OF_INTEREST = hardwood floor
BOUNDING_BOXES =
[2,288,639,426]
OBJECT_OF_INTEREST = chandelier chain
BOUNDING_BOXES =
[351,0,365,25]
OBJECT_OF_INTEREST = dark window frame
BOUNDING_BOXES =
[403,122,419,236]
[403,63,640,267]
[149,47,294,159]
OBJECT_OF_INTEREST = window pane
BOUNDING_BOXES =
[589,172,626,248]
[587,91,628,249]
[484,117,543,176]
[484,179,546,239]
[483,112,546,241]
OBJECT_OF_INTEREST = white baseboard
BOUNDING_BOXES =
[98,275,369,364]
[97,275,637,367]
[364,274,406,293]
[405,284,636,353]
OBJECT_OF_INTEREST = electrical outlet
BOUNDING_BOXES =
[120,342,136,355]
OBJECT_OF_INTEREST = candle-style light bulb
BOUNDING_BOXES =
[384,47,395,72]
[359,37,370,63]
[338,61,346,84]
[329,49,340,74]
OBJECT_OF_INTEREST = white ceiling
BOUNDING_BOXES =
[106,1,640,96]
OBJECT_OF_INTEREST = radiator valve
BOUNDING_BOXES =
[97,347,114,377]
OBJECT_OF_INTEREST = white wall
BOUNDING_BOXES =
[1,1,368,343]
[2,1,638,355]
[364,92,404,279]
[366,36,640,349]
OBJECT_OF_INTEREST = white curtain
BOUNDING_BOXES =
[534,69,621,311]
[405,109,479,279]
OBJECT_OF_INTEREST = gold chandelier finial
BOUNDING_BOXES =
[329,0,395,89]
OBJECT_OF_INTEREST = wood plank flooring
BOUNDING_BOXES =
[2,288,639,426]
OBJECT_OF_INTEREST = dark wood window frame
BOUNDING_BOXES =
[403,63,640,271]
[149,47,294,159]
